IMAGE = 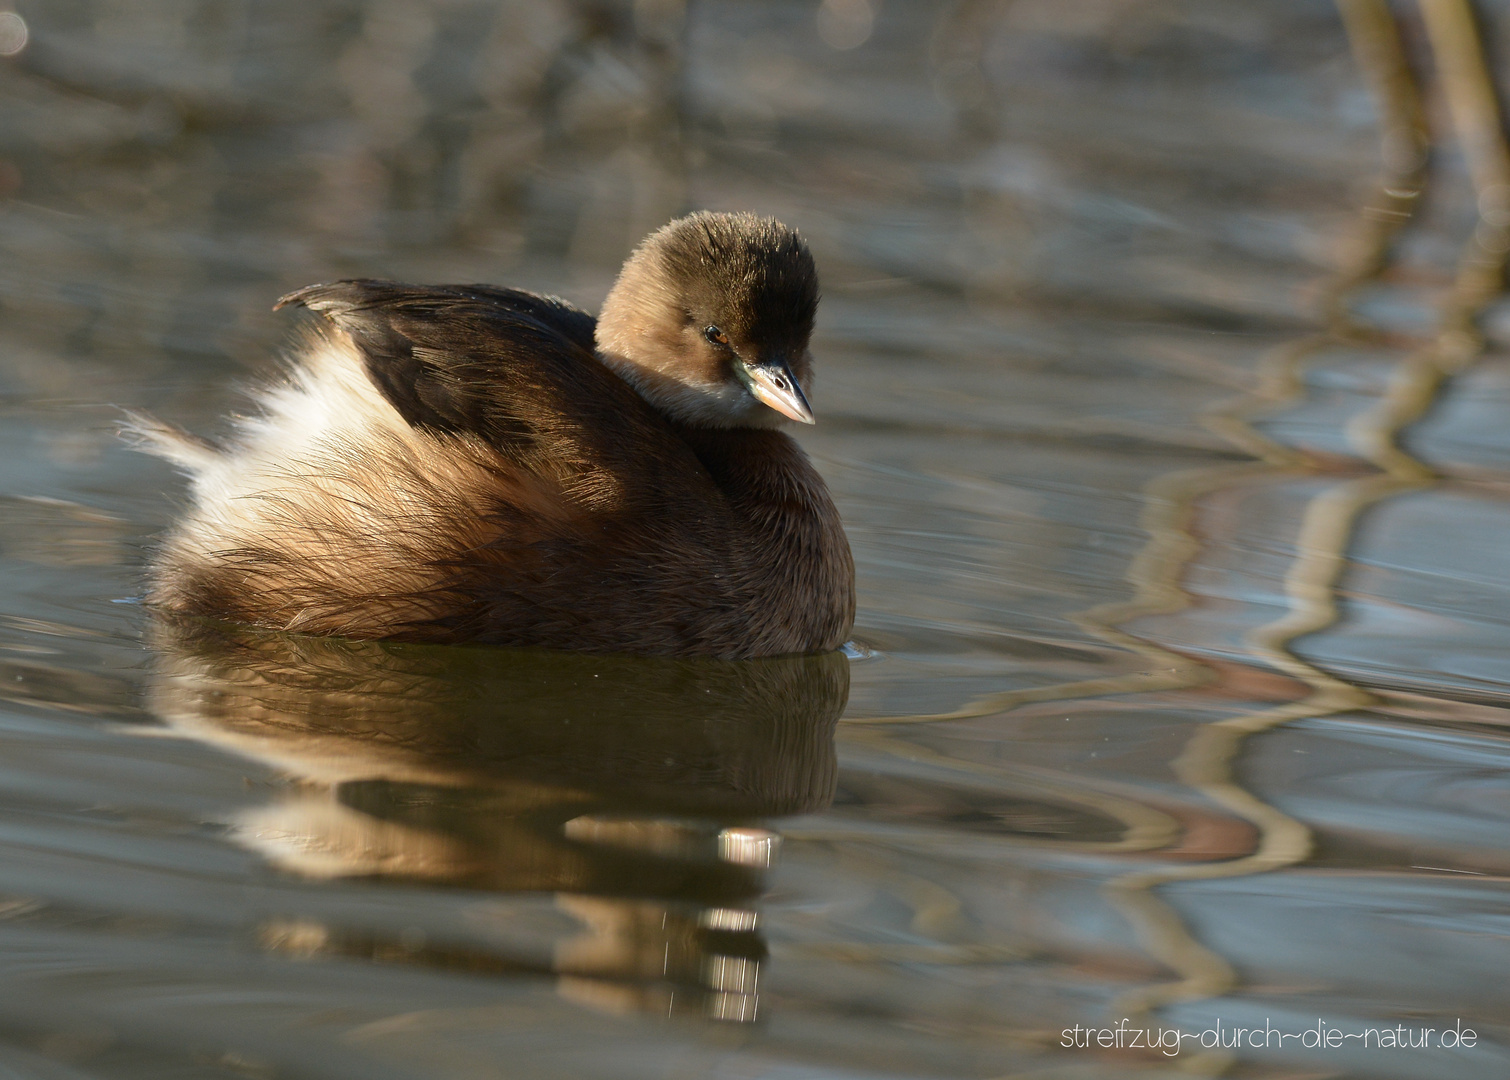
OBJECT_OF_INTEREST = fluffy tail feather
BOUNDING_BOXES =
[118,409,223,477]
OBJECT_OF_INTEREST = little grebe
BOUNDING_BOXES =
[131,212,855,659]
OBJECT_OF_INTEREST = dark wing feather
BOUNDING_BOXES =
[279,280,629,455]
[279,279,596,350]
[276,278,719,514]
[441,284,598,354]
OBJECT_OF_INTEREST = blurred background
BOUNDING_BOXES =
[4,1,1510,1078]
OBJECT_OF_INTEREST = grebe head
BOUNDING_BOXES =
[595,211,819,428]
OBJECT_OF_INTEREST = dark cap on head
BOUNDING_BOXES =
[653,212,818,356]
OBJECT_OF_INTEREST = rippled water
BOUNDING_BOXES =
[3,1,1510,1077]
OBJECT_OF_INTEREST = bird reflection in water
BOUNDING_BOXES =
[145,617,848,1022]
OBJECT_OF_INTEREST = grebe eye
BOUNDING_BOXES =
[704,326,729,346]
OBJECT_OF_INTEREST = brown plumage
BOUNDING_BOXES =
[129,212,855,659]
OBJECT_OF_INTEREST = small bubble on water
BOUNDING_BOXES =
[816,0,872,50]
[0,12,27,58]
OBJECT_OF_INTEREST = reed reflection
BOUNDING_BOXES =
[146,617,847,1022]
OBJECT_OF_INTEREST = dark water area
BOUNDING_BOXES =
[3,0,1510,1076]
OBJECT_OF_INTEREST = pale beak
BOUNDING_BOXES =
[738,357,815,424]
